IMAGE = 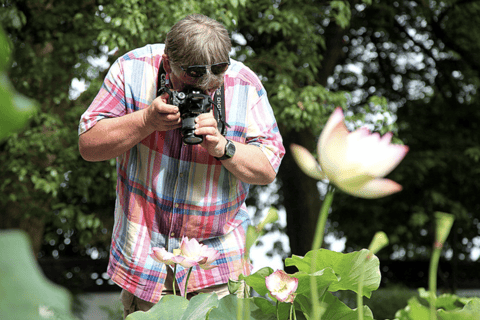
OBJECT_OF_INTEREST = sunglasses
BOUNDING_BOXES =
[180,61,230,78]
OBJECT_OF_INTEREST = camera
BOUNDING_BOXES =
[166,87,214,145]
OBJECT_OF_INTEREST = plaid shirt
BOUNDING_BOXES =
[79,44,284,302]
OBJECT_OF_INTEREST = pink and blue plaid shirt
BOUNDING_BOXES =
[79,44,284,302]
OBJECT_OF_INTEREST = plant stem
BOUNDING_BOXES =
[312,185,335,251]
[184,267,193,298]
[238,249,249,319]
[310,185,335,320]
[276,300,280,320]
[429,244,441,320]
[357,260,365,320]
[172,264,177,296]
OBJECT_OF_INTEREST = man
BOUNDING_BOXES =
[78,14,284,317]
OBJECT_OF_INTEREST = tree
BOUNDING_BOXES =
[3,0,479,278]
[326,0,480,263]
[234,0,480,265]
[0,0,251,259]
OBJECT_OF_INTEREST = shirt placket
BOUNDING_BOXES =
[167,147,188,252]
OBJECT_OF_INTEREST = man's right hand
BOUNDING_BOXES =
[79,93,182,162]
[143,93,182,132]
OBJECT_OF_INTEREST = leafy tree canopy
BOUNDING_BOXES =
[1,0,479,279]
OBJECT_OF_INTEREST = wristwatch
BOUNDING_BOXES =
[215,139,236,160]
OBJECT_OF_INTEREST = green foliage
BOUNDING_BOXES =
[395,288,480,320]
[286,249,380,299]
[124,248,379,320]
[0,0,253,258]
[0,25,37,140]
[2,0,480,298]
[0,230,76,319]
[325,0,480,261]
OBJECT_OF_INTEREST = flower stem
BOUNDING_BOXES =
[310,185,335,320]
[276,300,280,320]
[429,244,441,320]
[357,261,365,320]
[184,267,193,298]
[173,263,177,296]
[312,184,335,252]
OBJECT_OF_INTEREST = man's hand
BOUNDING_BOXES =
[194,110,227,158]
[143,93,182,132]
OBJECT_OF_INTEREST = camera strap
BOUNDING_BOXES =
[157,60,229,136]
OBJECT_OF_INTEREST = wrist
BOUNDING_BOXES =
[215,138,236,161]
[141,108,155,133]
[214,137,227,158]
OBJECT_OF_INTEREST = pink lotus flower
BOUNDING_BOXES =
[175,237,220,269]
[291,107,408,199]
[151,237,219,269]
[266,270,298,303]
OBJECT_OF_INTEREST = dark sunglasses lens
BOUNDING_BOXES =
[186,66,207,77]
[211,63,229,75]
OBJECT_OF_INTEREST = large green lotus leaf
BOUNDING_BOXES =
[0,230,77,320]
[437,298,480,320]
[295,292,373,320]
[252,296,276,314]
[126,295,189,320]
[294,269,338,297]
[285,249,380,298]
[239,266,274,296]
[180,293,219,320]
[394,297,429,320]
[208,295,276,320]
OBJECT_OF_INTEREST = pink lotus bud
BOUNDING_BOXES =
[265,270,298,303]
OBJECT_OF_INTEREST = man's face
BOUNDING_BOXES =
[168,58,226,96]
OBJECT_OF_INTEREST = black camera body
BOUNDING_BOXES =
[167,87,214,145]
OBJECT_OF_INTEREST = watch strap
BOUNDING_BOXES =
[215,139,234,160]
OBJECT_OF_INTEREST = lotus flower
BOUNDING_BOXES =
[265,270,298,303]
[175,237,220,269]
[291,107,408,199]
[151,237,219,269]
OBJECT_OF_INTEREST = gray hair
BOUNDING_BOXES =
[165,14,231,91]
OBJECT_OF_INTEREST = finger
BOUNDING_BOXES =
[152,97,179,114]
[195,126,218,137]
[195,115,217,129]
[158,92,170,103]
[158,112,181,122]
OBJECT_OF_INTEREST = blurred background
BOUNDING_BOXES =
[2,1,480,319]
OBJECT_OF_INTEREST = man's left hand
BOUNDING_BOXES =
[194,110,227,158]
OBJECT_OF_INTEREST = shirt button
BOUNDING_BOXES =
[170,232,175,237]
[174,203,179,208]
[179,173,184,178]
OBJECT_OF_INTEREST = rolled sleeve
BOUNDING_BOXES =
[246,92,285,173]
[78,58,127,135]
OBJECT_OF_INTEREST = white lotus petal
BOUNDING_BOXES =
[339,178,403,199]
[290,143,326,180]
[318,107,345,152]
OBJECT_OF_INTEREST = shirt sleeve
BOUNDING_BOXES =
[78,58,127,135]
[245,88,285,173]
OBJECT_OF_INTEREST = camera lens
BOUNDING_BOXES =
[181,117,203,145]
[183,134,203,145]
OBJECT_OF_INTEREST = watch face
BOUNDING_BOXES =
[226,140,236,157]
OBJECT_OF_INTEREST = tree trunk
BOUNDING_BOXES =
[278,128,322,264]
